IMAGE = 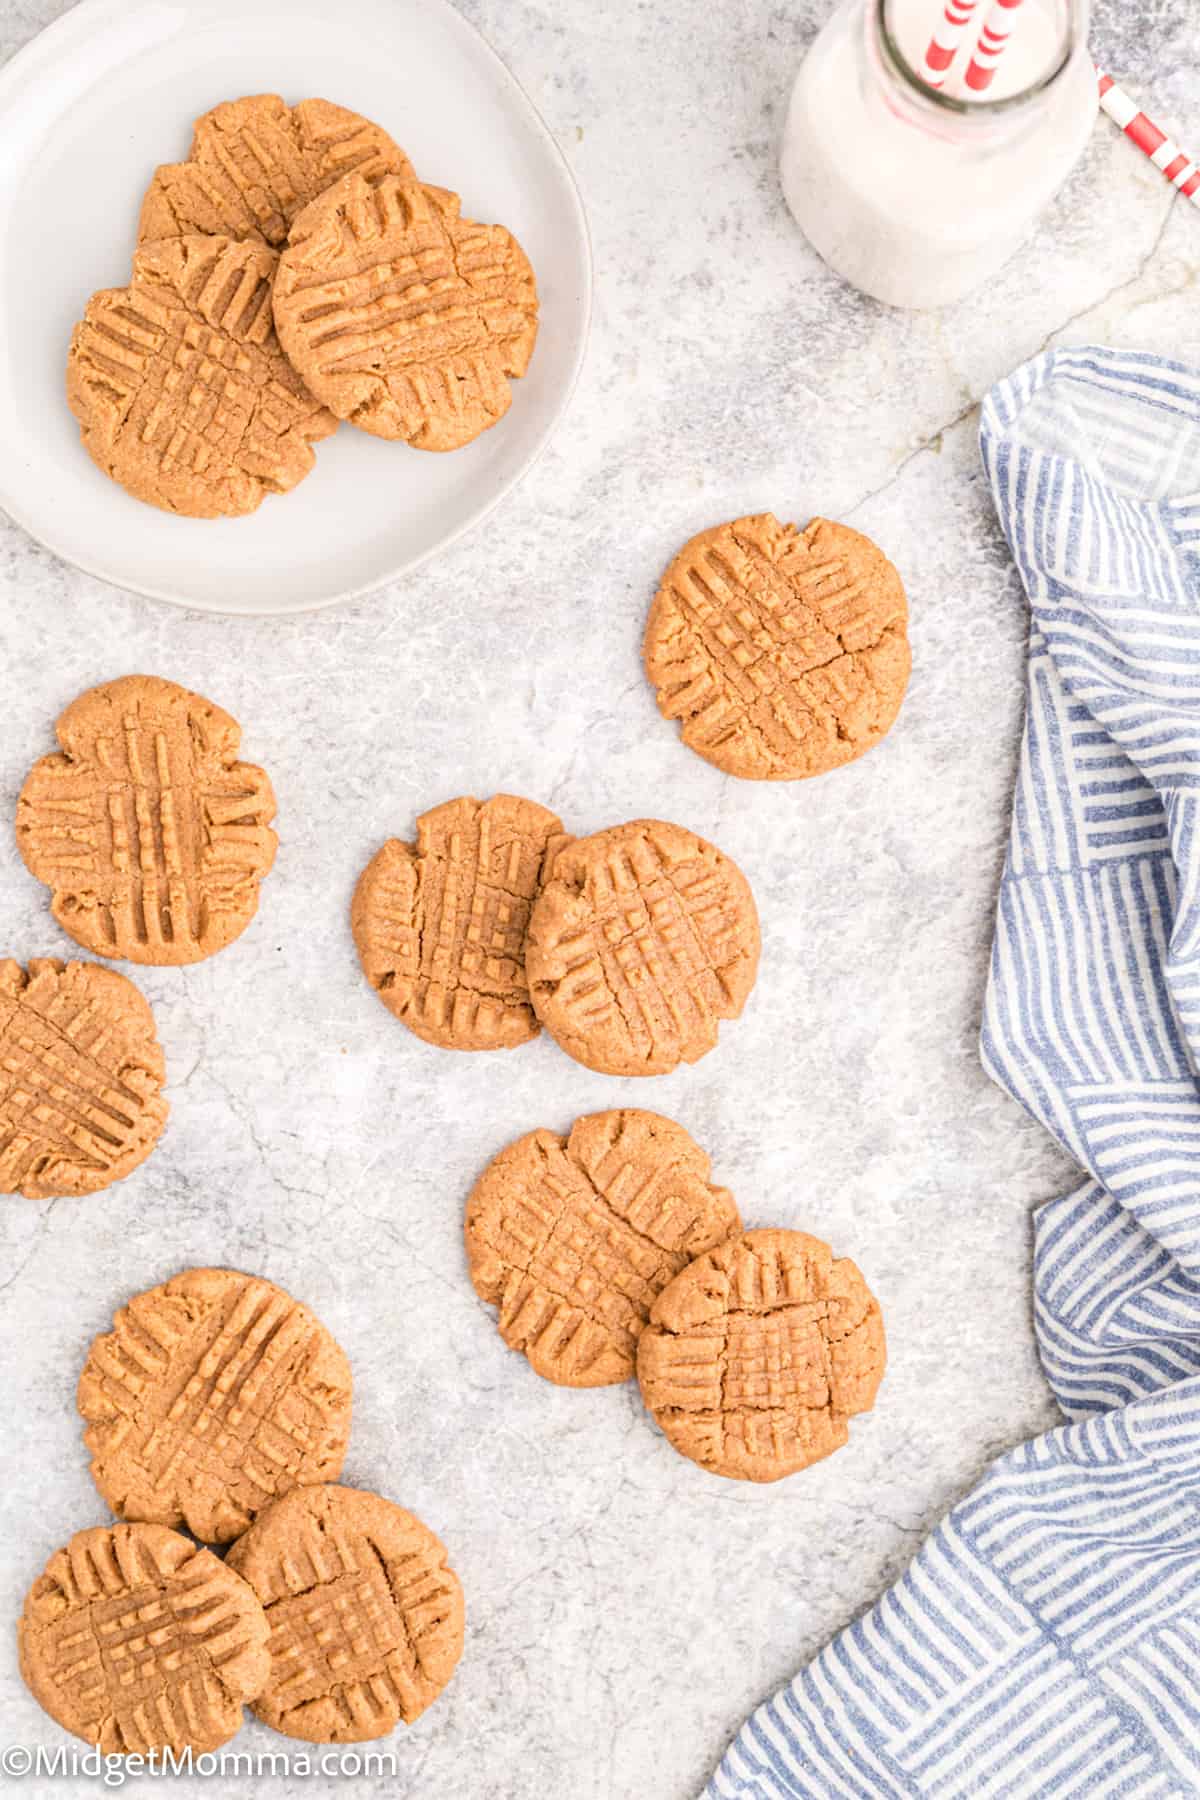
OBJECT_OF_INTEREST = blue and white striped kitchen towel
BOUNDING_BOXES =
[707,347,1200,1800]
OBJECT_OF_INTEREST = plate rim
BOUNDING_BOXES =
[0,0,593,617]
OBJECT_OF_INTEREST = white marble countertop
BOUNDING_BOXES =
[2,1,1199,1796]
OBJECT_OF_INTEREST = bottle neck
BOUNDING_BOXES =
[866,0,1088,144]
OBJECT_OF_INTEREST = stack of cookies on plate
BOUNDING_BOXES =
[19,1267,464,1756]
[67,95,539,518]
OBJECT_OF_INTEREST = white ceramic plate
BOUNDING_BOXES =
[0,0,591,614]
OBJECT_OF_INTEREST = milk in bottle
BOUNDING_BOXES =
[779,0,1098,309]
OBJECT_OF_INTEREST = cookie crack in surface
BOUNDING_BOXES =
[728,526,898,662]
[648,516,909,780]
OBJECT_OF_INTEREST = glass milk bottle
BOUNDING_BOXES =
[780,0,1097,308]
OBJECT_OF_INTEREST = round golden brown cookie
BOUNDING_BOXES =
[18,1522,270,1755]
[18,674,278,966]
[644,514,911,780]
[0,959,167,1201]
[637,1227,886,1482]
[137,94,415,247]
[352,794,568,1051]
[225,1484,464,1743]
[466,1110,741,1385]
[77,1267,353,1546]
[67,234,337,517]
[525,818,760,1077]
[273,171,539,450]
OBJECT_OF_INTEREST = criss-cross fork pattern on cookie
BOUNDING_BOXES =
[273,173,539,450]
[137,95,414,247]
[0,959,167,1200]
[526,820,760,1076]
[226,1486,464,1743]
[637,1229,886,1482]
[645,513,911,780]
[466,1110,741,1386]
[67,236,336,518]
[19,1524,269,1756]
[18,675,277,965]
[78,1269,352,1545]
[352,794,567,1050]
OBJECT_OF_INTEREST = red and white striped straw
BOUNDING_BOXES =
[964,0,1026,93]
[1097,70,1200,207]
[920,0,983,90]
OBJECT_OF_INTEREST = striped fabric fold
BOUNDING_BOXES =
[707,348,1200,1800]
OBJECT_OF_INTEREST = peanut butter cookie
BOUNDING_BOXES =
[225,1484,464,1742]
[525,819,760,1076]
[273,172,538,450]
[352,794,568,1051]
[0,959,167,1200]
[19,1522,270,1755]
[67,235,336,517]
[644,514,910,779]
[637,1228,886,1482]
[18,674,278,966]
[466,1109,741,1386]
[138,95,414,247]
[78,1268,353,1545]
